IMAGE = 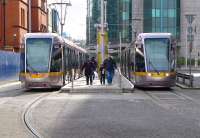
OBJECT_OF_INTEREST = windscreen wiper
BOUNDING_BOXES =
[148,60,159,74]
[26,62,39,73]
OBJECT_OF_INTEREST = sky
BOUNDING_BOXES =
[48,0,87,40]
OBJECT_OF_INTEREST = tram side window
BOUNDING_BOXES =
[64,48,69,69]
[50,46,62,72]
[135,53,145,72]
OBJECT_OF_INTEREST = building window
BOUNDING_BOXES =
[21,8,25,27]
[41,0,46,11]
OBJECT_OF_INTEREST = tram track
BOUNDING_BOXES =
[22,90,60,138]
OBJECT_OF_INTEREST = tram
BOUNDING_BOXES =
[19,33,87,89]
[121,33,176,88]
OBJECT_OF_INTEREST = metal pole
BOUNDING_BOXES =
[189,42,192,75]
[61,0,63,36]
[189,42,192,87]
[88,0,91,44]
[185,27,188,69]
[52,0,71,36]
[3,0,6,47]
[104,0,107,24]
[71,69,74,91]
[28,0,32,32]
[101,0,105,62]
[119,32,122,89]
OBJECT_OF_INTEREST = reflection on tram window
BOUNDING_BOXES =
[26,38,52,73]
[145,38,170,71]
[51,46,62,72]
[135,53,145,72]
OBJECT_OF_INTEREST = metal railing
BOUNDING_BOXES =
[176,72,193,87]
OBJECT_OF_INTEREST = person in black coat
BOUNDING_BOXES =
[99,64,106,85]
[91,57,97,79]
[81,58,95,85]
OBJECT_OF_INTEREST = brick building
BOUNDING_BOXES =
[0,0,48,52]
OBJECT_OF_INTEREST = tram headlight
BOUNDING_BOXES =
[165,73,169,77]
[148,73,152,77]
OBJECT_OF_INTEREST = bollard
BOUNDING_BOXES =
[71,69,74,92]
[118,68,122,89]
[190,75,193,88]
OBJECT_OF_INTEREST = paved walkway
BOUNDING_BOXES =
[62,70,134,93]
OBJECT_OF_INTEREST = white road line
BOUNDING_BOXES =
[0,82,21,89]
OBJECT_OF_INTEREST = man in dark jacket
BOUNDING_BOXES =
[81,58,95,85]
[103,56,117,84]
[91,57,97,79]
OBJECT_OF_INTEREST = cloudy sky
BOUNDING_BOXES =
[48,0,87,40]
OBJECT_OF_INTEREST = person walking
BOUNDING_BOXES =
[99,64,106,85]
[90,57,97,79]
[103,55,117,85]
[81,58,94,85]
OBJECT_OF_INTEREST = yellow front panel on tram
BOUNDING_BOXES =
[19,72,63,78]
[133,72,175,78]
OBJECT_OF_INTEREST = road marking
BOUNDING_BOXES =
[173,91,200,106]
[0,97,12,105]
[0,82,21,89]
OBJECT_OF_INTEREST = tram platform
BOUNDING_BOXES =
[61,70,134,93]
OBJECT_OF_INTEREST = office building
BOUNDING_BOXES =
[86,0,132,47]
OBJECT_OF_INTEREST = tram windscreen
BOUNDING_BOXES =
[145,38,170,71]
[26,38,52,73]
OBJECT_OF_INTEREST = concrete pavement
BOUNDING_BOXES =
[27,88,200,138]
[61,70,134,93]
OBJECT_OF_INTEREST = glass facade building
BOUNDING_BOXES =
[86,0,132,46]
[143,0,180,38]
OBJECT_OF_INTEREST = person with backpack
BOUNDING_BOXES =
[103,55,117,85]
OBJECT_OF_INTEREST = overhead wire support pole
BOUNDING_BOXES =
[28,0,32,33]
[119,32,122,89]
[100,0,105,62]
[3,0,6,47]
[49,1,72,36]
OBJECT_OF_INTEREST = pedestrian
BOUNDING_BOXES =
[103,55,117,85]
[90,57,97,79]
[99,64,106,85]
[81,58,94,85]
